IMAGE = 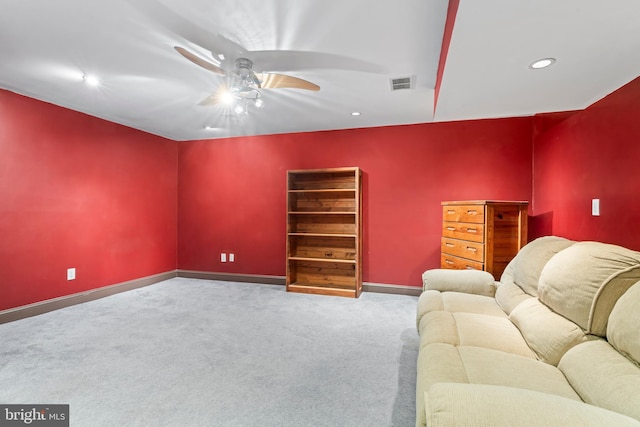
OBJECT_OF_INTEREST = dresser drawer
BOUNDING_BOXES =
[442,221,485,243]
[442,204,485,224]
[441,237,484,262]
[440,254,484,271]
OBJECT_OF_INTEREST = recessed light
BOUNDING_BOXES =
[351,112,361,116]
[529,58,556,69]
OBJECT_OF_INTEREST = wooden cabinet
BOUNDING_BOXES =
[440,200,528,279]
[286,167,362,297]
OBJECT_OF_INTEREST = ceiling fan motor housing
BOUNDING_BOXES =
[235,58,254,70]
[231,58,262,89]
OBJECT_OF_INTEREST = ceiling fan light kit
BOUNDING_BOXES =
[221,59,266,114]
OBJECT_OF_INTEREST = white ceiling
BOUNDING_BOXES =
[1,0,639,141]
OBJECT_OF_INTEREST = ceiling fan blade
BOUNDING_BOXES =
[198,85,231,106]
[198,94,220,106]
[175,46,226,76]
[213,34,249,60]
[257,73,320,91]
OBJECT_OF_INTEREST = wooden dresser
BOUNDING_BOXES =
[441,200,528,279]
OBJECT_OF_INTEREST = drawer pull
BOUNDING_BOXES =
[445,243,454,247]
[446,226,456,231]
[447,210,456,215]
[465,266,477,270]
[445,259,454,265]
[466,228,478,233]
[467,210,479,215]
[466,247,477,253]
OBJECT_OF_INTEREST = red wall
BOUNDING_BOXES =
[531,76,640,250]
[6,73,638,309]
[178,118,533,287]
[12,74,638,305]
[0,90,178,310]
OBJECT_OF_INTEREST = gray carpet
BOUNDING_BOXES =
[0,278,419,427]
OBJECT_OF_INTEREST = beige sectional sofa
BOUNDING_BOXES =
[416,236,640,427]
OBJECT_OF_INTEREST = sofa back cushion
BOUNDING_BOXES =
[500,236,574,297]
[538,242,640,336]
[509,298,592,365]
[607,281,640,365]
[495,282,532,315]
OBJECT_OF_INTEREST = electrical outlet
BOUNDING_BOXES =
[67,268,76,281]
[220,253,227,263]
[229,253,235,262]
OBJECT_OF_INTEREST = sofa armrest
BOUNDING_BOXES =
[422,269,496,297]
[424,383,640,427]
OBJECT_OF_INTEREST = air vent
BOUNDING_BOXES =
[390,76,413,91]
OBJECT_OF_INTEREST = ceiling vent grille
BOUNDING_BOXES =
[390,76,413,91]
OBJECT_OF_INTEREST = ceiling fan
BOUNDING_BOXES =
[175,45,320,113]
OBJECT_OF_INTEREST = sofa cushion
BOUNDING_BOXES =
[418,311,535,359]
[558,340,640,422]
[424,383,640,427]
[416,290,507,329]
[500,236,574,297]
[509,298,592,365]
[495,281,533,315]
[538,242,640,336]
[416,343,582,427]
[454,345,580,398]
[608,281,640,365]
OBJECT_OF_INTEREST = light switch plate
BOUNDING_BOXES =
[67,268,76,280]
[592,199,600,216]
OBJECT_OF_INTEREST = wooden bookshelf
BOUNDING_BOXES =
[286,167,362,297]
